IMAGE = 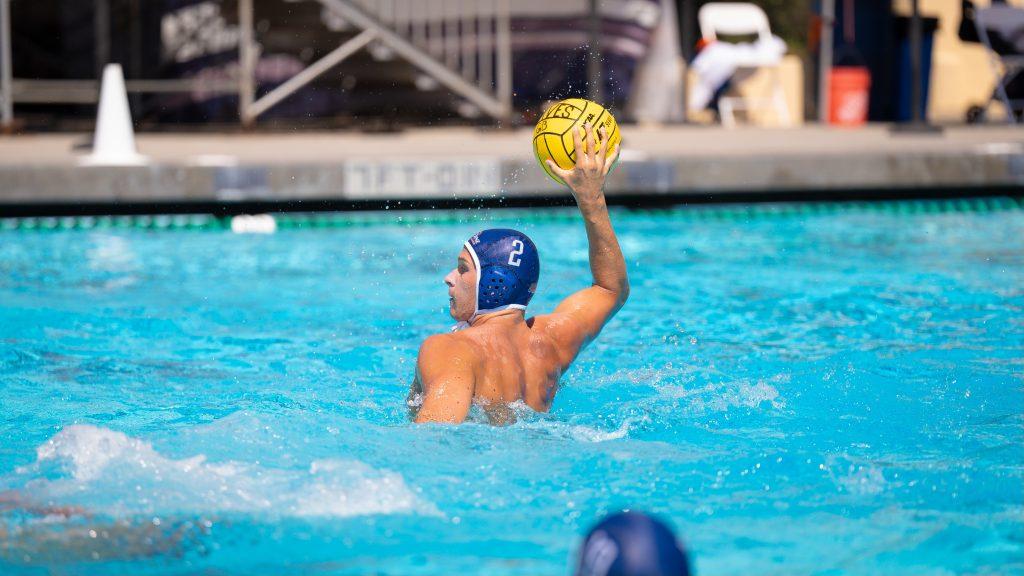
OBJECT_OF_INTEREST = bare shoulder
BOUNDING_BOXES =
[413,333,480,424]
[417,333,480,369]
[527,313,586,367]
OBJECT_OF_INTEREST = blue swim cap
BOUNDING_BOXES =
[576,512,691,576]
[464,229,540,317]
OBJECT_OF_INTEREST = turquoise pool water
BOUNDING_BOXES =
[1,203,1022,575]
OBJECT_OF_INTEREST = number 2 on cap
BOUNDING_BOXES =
[508,240,524,267]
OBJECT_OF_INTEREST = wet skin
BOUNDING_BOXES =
[408,124,628,424]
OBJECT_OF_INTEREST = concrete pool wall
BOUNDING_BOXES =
[0,125,1021,214]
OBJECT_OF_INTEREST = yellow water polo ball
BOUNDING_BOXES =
[533,98,621,185]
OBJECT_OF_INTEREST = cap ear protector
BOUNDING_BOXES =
[464,229,540,319]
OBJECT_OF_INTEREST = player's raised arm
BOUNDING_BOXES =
[542,123,629,361]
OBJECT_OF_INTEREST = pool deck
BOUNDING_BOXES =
[1,124,1022,214]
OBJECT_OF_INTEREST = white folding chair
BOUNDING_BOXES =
[697,2,790,127]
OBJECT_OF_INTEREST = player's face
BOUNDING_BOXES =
[444,248,477,321]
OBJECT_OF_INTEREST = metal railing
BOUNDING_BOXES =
[0,0,513,130]
[974,3,1024,124]
[1,0,12,129]
[238,0,512,124]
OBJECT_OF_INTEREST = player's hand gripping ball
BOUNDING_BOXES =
[533,98,621,185]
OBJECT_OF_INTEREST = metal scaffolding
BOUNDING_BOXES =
[237,0,513,125]
[2,0,514,128]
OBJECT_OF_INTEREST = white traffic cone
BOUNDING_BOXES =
[81,64,148,166]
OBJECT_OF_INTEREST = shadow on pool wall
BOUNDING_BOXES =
[1,187,1023,220]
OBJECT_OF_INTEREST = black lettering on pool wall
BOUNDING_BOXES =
[437,164,456,190]
[402,164,417,190]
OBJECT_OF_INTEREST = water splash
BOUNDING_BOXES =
[515,415,641,443]
[12,425,436,519]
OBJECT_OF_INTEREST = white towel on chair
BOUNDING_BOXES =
[689,35,786,111]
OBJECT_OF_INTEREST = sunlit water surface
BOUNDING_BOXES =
[1,206,1022,575]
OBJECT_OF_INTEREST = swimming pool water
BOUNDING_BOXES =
[1,204,1022,575]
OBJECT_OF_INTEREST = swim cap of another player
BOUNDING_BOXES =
[575,512,691,576]
[464,229,540,319]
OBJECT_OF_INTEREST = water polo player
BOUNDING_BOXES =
[407,124,627,424]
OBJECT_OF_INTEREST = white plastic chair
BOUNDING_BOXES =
[697,2,790,127]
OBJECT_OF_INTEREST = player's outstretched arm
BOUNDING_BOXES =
[410,335,476,424]
[543,123,629,364]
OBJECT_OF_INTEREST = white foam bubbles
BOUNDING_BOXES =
[298,460,428,517]
[17,425,435,519]
[826,454,889,496]
[33,424,189,482]
[562,419,636,443]
[684,378,787,414]
[513,412,643,443]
